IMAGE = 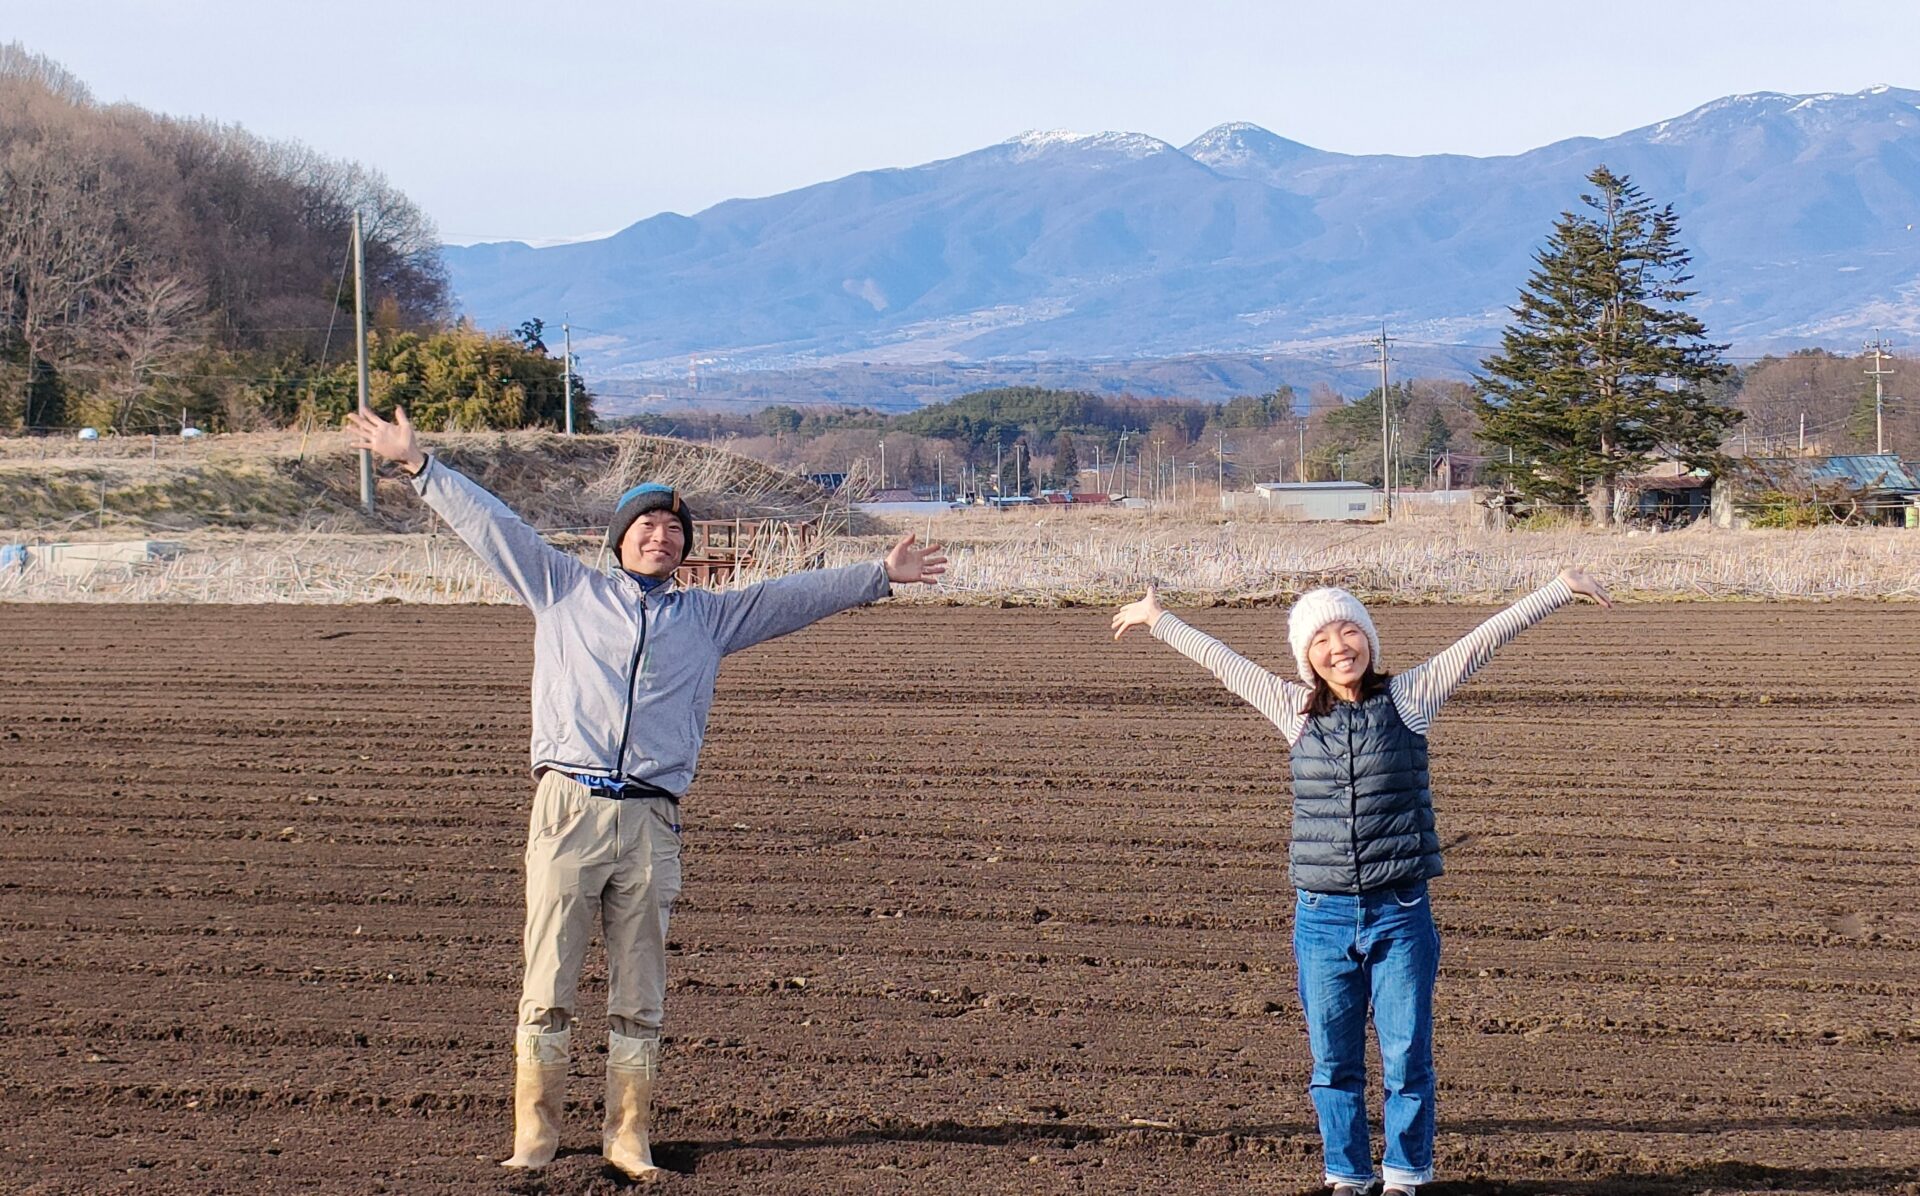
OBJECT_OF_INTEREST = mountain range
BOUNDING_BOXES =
[443,87,1920,392]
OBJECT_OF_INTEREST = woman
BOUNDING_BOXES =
[1111,569,1611,1195]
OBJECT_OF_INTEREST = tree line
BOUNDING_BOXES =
[611,377,1482,499]
[0,44,590,435]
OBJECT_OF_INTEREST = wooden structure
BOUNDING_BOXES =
[674,517,821,587]
[1620,474,1714,526]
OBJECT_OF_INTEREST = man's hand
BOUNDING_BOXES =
[1110,584,1166,640]
[1558,566,1614,609]
[345,406,426,474]
[884,533,947,585]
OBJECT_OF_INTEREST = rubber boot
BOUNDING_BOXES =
[603,1032,664,1179]
[501,1027,570,1169]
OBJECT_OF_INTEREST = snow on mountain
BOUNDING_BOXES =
[1001,129,1177,162]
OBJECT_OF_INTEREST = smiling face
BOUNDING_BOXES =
[619,509,687,579]
[1307,619,1372,695]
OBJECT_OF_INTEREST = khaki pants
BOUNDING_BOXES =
[518,772,683,1038]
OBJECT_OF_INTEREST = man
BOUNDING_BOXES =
[345,406,945,1178]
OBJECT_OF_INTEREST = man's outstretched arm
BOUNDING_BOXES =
[704,533,947,655]
[346,406,586,611]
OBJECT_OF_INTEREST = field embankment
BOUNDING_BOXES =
[0,430,832,534]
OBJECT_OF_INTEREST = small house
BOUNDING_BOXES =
[1430,453,1484,491]
[1253,481,1384,521]
[1713,454,1920,527]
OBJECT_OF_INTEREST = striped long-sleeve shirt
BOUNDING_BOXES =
[1150,578,1574,746]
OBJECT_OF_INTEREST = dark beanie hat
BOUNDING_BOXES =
[607,483,695,560]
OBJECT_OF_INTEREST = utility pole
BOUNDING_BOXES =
[995,442,1003,498]
[936,451,944,502]
[1375,323,1392,519]
[1215,430,1225,507]
[352,211,373,511]
[1799,411,1806,454]
[1865,336,1895,455]
[562,320,574,435]
[879,439,887,490]
[1298,423,1306,483]
[1390,415,1401,497]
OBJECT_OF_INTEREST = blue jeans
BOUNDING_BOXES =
[1293,881,1440,1188]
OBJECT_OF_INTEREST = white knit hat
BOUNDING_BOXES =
[1287,587,1382,683]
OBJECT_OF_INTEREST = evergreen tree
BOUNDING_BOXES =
[1421,409,1452,459]
[1475,166,1739,524]
[1318,384,1411,486]
[756,404,803,435]
[1051,432,1080,489]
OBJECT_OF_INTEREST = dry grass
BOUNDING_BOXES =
[844,502,1920,605]
[7,504,1920,604]
[7,432,1917,605]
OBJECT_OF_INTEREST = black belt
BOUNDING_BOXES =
[555,770,680,803]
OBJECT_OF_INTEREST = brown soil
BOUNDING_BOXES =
[2,603,1917,1195]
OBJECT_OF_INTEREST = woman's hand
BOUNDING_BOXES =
[1558,566,1614,609]
[1111,584,1167,640]
[344,406,426,474]
[884,533,947,585]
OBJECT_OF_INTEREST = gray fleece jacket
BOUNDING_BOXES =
[412,456,891,796]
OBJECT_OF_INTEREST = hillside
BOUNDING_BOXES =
[0,432,832,536]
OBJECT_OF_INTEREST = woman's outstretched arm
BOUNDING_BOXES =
[1113,585,1312,745]
[1391,568,1612,734]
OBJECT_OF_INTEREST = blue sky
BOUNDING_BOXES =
[14,1,1920,244]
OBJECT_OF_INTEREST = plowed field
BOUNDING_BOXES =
[3,603,1917,1195]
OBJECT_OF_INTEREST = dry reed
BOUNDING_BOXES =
[5,506,1920,604]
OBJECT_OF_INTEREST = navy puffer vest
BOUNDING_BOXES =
[1289,690,1443,894]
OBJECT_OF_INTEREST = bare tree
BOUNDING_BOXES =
[1733,351,1871,455]
[0,41,92,104]
[80,263,205,431]
[0,137,132,426]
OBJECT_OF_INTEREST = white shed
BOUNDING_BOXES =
[1253,481,1384,521]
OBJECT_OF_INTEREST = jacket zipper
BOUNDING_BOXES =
[611,587,649,780]
[1346,707,1360,892]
